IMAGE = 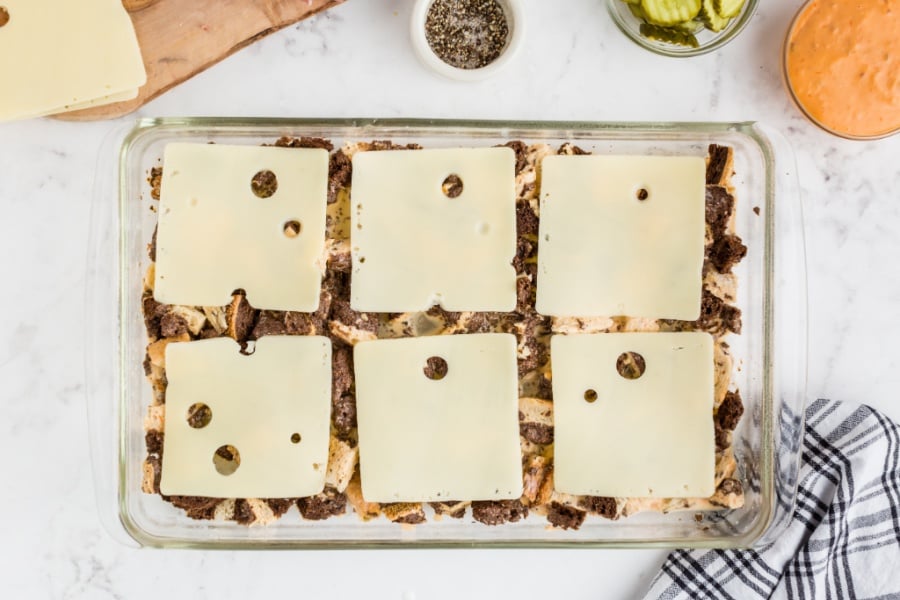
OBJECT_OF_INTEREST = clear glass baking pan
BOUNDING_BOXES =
[87,118,807,549]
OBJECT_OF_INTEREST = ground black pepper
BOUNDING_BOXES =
[425,0,510,70]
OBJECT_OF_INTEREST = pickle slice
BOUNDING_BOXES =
[714,0,745,19]
[628,3,647,20]
[701,0,729,31]
[640,0,701,25]
[673,18,705,33]
[638,23,700,47]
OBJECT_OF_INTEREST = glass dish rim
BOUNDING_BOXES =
[605,0,760,58]
[112,117,794,549]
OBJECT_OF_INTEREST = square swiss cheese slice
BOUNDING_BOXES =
[354,334,523,502]
[159,337,332,499]
[537,155,706,320]
[154,143,328,312]
[552,332,716,498]
[350,147,517,312]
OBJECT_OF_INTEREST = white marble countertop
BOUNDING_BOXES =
[1,0,898,598]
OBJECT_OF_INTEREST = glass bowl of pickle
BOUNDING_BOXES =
[607,0,758,57]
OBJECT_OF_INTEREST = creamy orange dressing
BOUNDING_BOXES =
[785,0,900,139]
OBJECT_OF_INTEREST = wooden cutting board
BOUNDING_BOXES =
[56,0,344,121]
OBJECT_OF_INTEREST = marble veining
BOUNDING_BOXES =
[0,0,898,598]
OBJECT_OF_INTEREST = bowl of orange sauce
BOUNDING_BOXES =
[783,0,900,140]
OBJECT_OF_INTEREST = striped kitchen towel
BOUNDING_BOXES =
[644,398,900,599]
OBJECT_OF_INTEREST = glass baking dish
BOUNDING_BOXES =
[87,118,807,549]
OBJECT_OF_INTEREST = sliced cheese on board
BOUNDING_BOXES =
[0,0,146,121]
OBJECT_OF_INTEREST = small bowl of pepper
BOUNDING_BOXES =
[411,0,525,81]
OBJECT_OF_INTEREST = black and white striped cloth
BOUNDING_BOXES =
[644,398,900,599]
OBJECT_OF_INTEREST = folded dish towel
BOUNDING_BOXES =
[645,398,900,599]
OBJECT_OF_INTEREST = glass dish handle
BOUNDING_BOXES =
[86,123,140,547]
[754,122,808,546]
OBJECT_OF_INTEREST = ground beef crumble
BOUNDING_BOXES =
[167,496,222,520]
[706,186,735,239]
[148,167,162,200]
[706,144,733,185]
[159,313,189,338]
[500,140,528,175]
[333,394,357,436]
[296,488,347,520]
[546,502,586,530]
[516,272,537,316]
[328,149,352,204]
[579,496,618,520]
[520,422,554,445]
[233,499,255,524]
[273,136,334,151]
[251,311,289,337]
[266,498,296,518]
[707,234,748,274]
[717,390,744,431]
[145,430,164,455]
[696,289,743,335]
[472,500,529,525]
[142,294,166,340]
[516,201,539,238]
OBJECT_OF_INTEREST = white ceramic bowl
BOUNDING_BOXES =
[410,0,525,82]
